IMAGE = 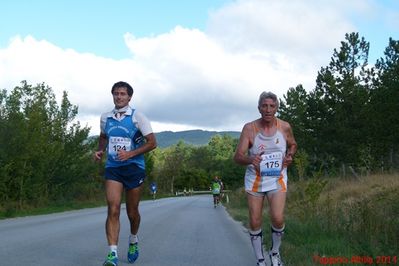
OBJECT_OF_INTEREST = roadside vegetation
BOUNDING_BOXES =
[225,173,399,265]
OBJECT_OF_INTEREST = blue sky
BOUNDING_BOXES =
[1,0,398,134]
[1,0,229,59]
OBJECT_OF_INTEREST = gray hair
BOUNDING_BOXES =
[258,91,279,108]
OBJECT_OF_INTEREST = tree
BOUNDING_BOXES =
[308,32,372,169]
[0,81,96,209]
[279,85,311,153]
[369,38,399,169]
[160,141,193,194]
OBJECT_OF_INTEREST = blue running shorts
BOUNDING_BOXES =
[105,163,146,190]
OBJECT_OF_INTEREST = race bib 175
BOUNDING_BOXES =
[260,151,283,178]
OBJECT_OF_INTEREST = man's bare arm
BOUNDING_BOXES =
[94,132,107,161]
[282,121,297,166]
[234,123,262,169]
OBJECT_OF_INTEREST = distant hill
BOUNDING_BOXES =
[155,129,240,148]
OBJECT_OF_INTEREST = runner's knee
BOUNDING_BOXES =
[250,216,263,230]
[108,205,120,219]
[127,208,140,220]
[271,216,284,229]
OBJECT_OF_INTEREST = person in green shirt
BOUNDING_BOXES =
[211,176,223,207]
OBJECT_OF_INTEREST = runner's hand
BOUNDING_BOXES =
[94,151,103,161]
[283,153,293,167]
[251,153,263,173]
[117,150,132,161]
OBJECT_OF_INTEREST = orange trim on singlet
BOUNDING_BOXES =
[252,171,261,192]
[251,122,261,192]
[252,121,260,138]
[278,173,287,192]
[276,119,286,192]
[251,118,284,192]
[276,118,282,131]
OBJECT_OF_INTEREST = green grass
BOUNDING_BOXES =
[225,173,399,266]
[0,199,106,219]
[0,192,174,219]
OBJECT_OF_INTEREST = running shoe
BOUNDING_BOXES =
[103,251,118,266]
[270,252,284,266]
[127,242,139,263]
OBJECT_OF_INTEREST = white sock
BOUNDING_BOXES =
[271,225,285,254]
[129,234,138,244]
[249,229,265,261]
[109,245,118,256]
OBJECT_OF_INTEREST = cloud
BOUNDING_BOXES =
[0,0,372,135]
[0,35,143,133]
[123,24,321,130]
[207,0,357,66]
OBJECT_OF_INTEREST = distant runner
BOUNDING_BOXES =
[234,91,297,266]
[150,182,157,200]
[211,176,223,208]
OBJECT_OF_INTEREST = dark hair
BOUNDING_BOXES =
[111,81,134,96]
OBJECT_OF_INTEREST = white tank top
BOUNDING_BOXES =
[244,119,288,192]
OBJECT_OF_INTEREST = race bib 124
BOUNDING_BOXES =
[108,137,131,160]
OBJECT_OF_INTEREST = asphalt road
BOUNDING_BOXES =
[0,195,262,266]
